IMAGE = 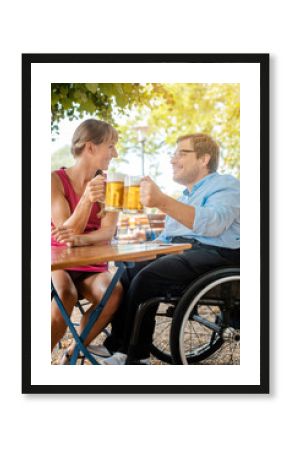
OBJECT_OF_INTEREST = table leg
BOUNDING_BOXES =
[51,280,97,365]
[70,261,135,365]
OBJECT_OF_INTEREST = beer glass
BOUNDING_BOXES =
[105,172,125,211]
[123,175,143,214]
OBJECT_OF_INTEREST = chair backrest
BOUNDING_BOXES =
[146,213,166,239]
[147,213,166,229]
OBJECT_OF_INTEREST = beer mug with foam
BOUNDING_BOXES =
[123,175,143,214]
[105,172,125,211]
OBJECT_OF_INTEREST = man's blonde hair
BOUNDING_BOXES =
[177,133,220,172]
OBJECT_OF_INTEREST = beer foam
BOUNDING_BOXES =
[124,175,142,186]
[107,172,125,182]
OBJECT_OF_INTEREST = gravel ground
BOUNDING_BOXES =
[51,302,240,365]
[51,304,166,365]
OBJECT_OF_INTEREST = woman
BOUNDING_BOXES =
[51,118,123,364]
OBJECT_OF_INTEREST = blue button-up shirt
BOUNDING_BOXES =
[158,172,240,249]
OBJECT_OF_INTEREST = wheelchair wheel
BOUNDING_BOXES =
[170,268,240,365]
[150,303,175,364]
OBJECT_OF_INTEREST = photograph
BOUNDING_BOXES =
[22,53,269,393]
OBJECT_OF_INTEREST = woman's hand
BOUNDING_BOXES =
[83,174,106,204]
[51,226,90,247]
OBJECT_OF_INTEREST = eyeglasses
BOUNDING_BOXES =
[169,149,196,159]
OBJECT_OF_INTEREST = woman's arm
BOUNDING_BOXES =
[81,211,119,245]
[52,211,119,247]
[51,172,105,234]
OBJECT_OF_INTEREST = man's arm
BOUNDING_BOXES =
[156,195,195,230]
[141,176,239,237]
[140,176,195,230]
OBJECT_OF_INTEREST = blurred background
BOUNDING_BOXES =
[51,83,240,241]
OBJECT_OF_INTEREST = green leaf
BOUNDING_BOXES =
[83,98,97,113]
[114,93,128,108]
[85,83,99,94]
[99,83,114,96]
[114,84,124,96]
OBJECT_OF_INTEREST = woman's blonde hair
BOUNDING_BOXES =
[71,119,118,219]
[71,119,118,157]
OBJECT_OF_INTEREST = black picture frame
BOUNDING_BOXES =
[22,53,269,394]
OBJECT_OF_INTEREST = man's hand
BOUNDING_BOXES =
[140,176,165,208]
[51,226,90,247]
[83,174,106,204]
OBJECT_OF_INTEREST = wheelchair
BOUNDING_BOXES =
[53,267,240,365]
[130,267,240,365]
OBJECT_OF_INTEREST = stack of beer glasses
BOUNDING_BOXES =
[104,173,144,243]
[105,173,143,214]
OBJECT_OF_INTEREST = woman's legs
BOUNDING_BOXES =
[66,272,123,355]
[51,270,78,351]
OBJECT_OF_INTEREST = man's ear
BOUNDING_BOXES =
[202,153,211,168]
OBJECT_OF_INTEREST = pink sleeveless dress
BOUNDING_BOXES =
[51,168,108,273]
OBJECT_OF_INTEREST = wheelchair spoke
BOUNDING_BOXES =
[150,303,174,364]
[172,274,240,365]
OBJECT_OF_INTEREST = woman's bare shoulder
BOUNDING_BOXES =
[51,171,64,194]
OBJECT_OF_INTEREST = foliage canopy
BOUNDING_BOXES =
[51,83,170,137]
[51,83,239,175]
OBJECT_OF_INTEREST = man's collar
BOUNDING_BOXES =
[183,172,217,196]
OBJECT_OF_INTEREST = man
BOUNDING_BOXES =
[97,133,240,364]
